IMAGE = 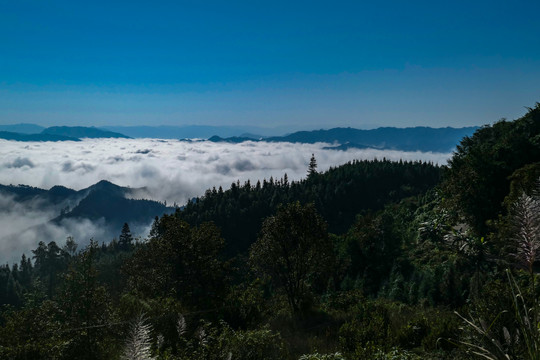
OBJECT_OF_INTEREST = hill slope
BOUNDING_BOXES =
[0,180,174,241]
[178,159,442,255]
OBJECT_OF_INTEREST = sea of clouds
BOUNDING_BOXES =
[0,138,452,262]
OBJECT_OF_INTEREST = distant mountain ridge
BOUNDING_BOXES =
[0,126,130,141]
[42,126,130,139]
[100,125,283,139]
[0,123,45,134]
[207,135,257,143]
[210,126,479,152]
[0,123,477,151]
[0,131,80,142]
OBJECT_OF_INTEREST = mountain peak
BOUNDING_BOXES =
[86,180,123,192]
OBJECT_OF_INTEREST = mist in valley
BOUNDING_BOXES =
[0,138,451,262]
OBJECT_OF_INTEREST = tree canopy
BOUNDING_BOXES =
[443,103,540,235]
[250,202,332,314]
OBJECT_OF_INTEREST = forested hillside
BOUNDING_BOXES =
[179,158,441,255]
[2,104,540,359]
[0,180,175,247]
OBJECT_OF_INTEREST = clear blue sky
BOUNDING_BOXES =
[1,0,539,129]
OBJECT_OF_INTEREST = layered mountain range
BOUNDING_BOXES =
[209,126,478,152]
[0,124,477,152]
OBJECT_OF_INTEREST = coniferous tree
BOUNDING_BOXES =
[18,253,32,289]
[32,241,47,273]
[59,240,114,359]
[63,236,78,256]
[46,242,62,296]
[119,223,134,251]
[308,154,318,177]
[31,241,66,297]
[149,216,160,239]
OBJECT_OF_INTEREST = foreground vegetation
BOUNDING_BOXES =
[1,104,540,359]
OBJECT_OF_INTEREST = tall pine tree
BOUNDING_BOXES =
[119,223,133,251]
[308,154,318,178]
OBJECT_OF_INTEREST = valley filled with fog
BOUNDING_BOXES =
[1,138,451,203]
[0,138,451,262]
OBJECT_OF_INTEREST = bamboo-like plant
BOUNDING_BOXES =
[456,187,540,359]
[122,313,155,360]
[505,190,540,359]
[511,193,540,274]
[454,310,512,359]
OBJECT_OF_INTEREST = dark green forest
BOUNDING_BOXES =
[2,104,540,359]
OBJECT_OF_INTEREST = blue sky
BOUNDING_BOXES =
[1,0,539,129]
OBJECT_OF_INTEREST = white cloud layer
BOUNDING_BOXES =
[0,138,451,204]
[0,138,451,262]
